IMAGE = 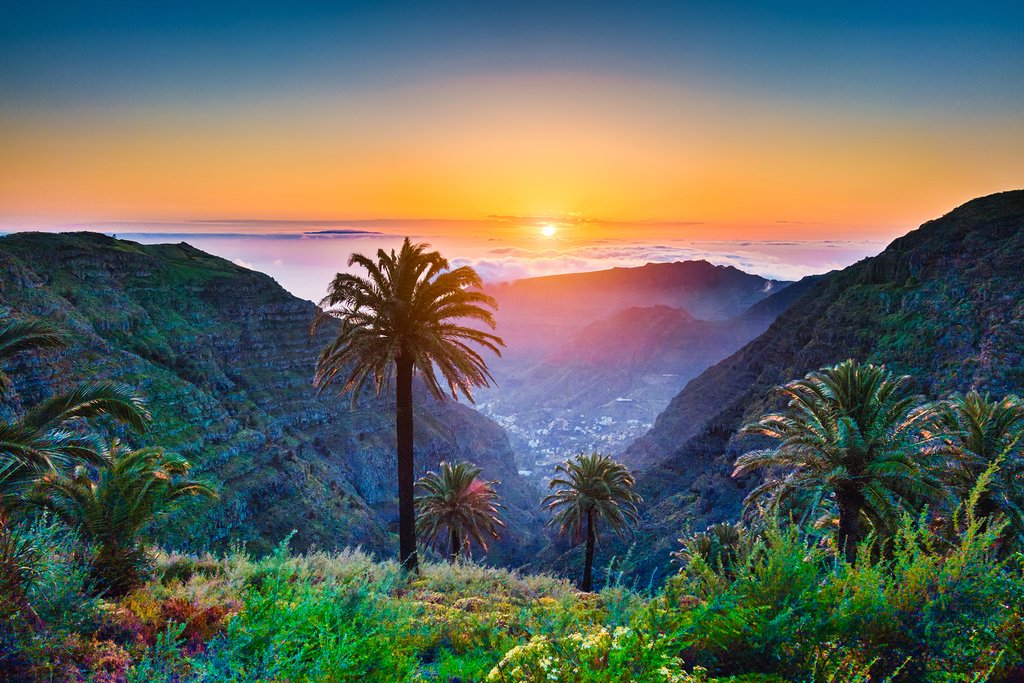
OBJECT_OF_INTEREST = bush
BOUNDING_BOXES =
[0,515,104,679]
[664,513,1024,681]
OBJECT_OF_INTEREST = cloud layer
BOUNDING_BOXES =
[451,240,886,283]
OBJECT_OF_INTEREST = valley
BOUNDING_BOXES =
[476,262,800,478]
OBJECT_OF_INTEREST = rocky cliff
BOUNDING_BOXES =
[0,232,541,563]
[620,190,1024,580]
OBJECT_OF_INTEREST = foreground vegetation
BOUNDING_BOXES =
[3,499,1022,682]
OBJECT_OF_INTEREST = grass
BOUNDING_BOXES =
[4,508,1022,683]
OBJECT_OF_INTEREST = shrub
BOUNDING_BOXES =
[663,511,1024,681]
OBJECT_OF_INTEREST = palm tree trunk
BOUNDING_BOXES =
[449,527,460,564]
[582,508,595,592]
[836,489,864,565]
[396,353,418,573]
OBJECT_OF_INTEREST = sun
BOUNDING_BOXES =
[540,224,557,238]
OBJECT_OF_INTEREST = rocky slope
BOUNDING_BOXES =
[0,232,541,563]
[620,190,1024,580]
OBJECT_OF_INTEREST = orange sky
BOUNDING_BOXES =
[2,73,1022,240]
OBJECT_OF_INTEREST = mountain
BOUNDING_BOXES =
[476,261,793,471]
[485,260,790,362]
[620,190,1024,580]
[0,232,541,564]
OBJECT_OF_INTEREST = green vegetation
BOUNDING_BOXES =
[32,441,216,596]
[935,391,1024,541]
[2,504,1021,681]
[0,316,151,633]
[734,360,944,563]
[3,326,1024,679]
[416,460,504,563]
[312,237,504,572]
[543,452,642,592]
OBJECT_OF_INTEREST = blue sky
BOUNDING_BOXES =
[4,1,1022,113]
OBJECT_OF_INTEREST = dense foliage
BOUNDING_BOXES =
[2,503,1021,682]
[32,441,216,596]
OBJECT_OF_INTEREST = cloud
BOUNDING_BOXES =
[300,229,384,238]
[232,257,256,270]
[453,241,871,283]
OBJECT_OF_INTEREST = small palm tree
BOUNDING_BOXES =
[733,359,943,564]
[416,461,503,562]
[0,380,151,506]
[0,318,66,398]
[33,441,216,596]
[0,316,150,627]
[312,238,503,572]
[0,316,150,507]
[672,522,750,578]
[935,391,1024,539]
[543,452,642,591]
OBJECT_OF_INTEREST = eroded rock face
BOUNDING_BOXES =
[0,232,541,562]
[619,190,1024,581]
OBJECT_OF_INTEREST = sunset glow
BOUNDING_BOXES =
[1,3,1021,245]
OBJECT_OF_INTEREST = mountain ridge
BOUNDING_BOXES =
[617,190,1024,579]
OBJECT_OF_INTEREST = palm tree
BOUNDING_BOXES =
[543,452,642,592]
[0,315,150,507]
[0,380,151,506]
[33,441,216,596]
[0,316,150,625]
[312,238,503,572]
[935,391,1024,539]
[733,359,943,564]
[0,318,66,398]
[415,461,503,562]
[672,522,749,576]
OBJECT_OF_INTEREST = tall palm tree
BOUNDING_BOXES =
[543,452,642,592]
[312,238,503,572]
[936,391,1024,539]
[733,359,943,564]
[33,441,216,596]
[415,460,503,562]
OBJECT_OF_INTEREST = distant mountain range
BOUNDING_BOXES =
[615,190,1024,581]
[477,261,796,471]
[486,260,790,362]
[0,233,541,564]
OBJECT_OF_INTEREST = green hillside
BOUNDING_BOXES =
[621,190,1024,579]
[0,232,540,562]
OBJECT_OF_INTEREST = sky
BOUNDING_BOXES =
[1,1,1022,295]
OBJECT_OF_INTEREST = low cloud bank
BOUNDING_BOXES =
[452,241,884,283]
